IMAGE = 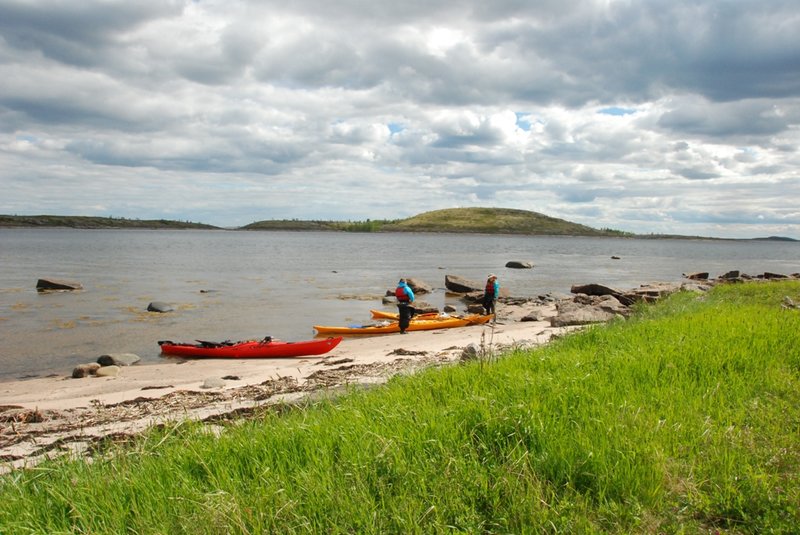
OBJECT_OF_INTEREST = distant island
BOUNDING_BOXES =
[751,236,799,242]
[0,215,217,230]
[241,207,629,237]
[1,209,797,241]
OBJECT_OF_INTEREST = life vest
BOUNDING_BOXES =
[395,286,410,302]
[485,280,496,297]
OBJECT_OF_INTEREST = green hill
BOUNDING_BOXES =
[381,207,625,236]
[243,208,627,236]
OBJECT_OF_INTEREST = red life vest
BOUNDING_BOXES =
[485,280,496,297]
[396,286,409,302]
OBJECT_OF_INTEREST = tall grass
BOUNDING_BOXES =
[1,281,798,533]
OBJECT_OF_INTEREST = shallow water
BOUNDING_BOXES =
[1,228,797,379]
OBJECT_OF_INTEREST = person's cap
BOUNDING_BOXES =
[488,273,496,279]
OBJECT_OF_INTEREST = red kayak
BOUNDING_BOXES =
[158,336,342,358]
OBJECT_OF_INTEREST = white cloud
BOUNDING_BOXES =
[0,0,799,237]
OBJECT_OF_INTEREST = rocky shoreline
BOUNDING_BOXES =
[1,268,797,472]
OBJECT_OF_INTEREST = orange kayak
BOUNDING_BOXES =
[314,314,492,335]
[369,309,442,320]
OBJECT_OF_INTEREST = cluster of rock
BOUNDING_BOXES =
[382,268,798,330]
[32,281,187,310]
[548,269,799,328]
[72,353,141,379]
[34,277,182,379]
[35,278,175,314]
[683,270,797,283]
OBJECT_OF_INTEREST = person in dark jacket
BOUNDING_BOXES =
[482,274,499,316]
[395,279,415,334]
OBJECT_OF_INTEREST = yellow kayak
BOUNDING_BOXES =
[370,309,442,320]
[314,314,493,335]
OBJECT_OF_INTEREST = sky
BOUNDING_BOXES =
[1,0,799,238]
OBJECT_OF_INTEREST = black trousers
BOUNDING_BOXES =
[397,302,414,332]
[482,294,496,315]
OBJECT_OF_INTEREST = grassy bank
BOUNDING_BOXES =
[1,282,798,533]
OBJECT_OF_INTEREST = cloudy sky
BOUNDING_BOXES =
[1,0,798,238]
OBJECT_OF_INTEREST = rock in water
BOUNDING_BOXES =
[147,301,174,313]
[36,278,83,291]
[505,261,533,269]
[445,274,483,293]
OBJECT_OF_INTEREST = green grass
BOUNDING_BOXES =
[1,281,798,533]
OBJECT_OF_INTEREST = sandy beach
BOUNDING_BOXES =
[0,303,579,472]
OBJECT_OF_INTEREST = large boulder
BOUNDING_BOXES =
[95,365,120,377]
[718,270,742,281]
[97,353,141,367]
[625,282,683,303]
[550,300,618,327]
[681,281,713,293]
[460,343,480,362]
[147,301,174,313]
[36,278,82,292]
[571,283,640,306]
[594,295,630,316]
[410,301,438,315]
[445,275,483,293]
[406,278,433,294]
[385,278,433,301]
[683,272,709,280]
[570,283,623,297]
[573,281,684,306]
[72,363,101,378]
[467,303,486,314]
[505,261,533,269]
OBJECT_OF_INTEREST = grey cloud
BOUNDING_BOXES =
[658,98,790,137]
[253,36,374,90]
[751,164,786,175]
[0,1,183,67]
[557,189,598,203]
[484,1,800,105]
[673,167,719,181]
[673,141,690,152]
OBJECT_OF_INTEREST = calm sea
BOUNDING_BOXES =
[1,229,798,380]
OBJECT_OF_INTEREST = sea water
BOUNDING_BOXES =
[1,228,797,380]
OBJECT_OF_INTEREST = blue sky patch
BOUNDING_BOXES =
[598,107,636,116]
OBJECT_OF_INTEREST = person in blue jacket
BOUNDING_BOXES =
[482,274,499,316]
[395,279,415,334]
